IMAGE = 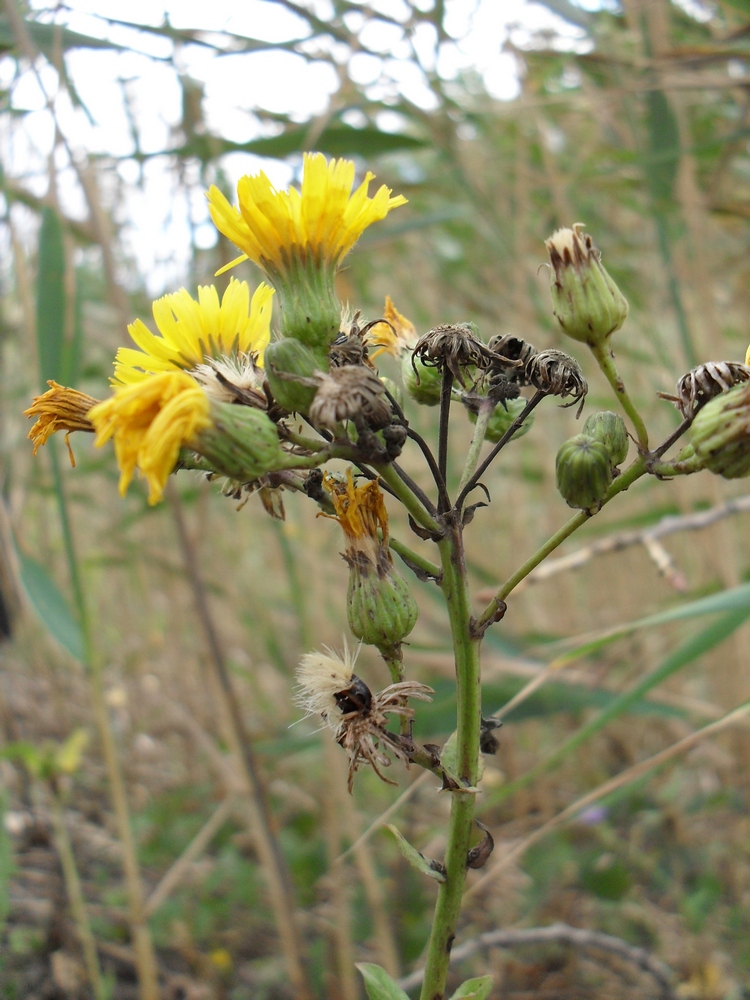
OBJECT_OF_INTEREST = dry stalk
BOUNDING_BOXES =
[168,486,312,999]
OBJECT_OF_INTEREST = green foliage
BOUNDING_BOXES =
[449,975,493,1000]
[385,825,445,882]
[17,550,84,661]
[356,963,410,1000]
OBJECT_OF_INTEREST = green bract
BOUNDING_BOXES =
[582,410,629,466]
[546,224,628,347]
[556,433,613,511]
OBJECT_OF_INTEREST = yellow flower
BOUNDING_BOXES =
[113,279,273,385]
[366,295,418,358]
[207,153,407,277]
[89,371,210,504]
[745,344,750,366]
[24,381,99,465]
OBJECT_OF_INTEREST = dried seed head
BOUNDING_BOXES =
[309,365,391,432]
[294,642,363,723]
[662,361,750,420]
[525,349,588,416]
[545,223,628,347]
[487,334,539,377]
[412,322,492,387]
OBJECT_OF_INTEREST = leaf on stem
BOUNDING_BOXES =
[356,962,411,1000]
[449,975,494,1000]
[18,551,84,662]
[386,824,446,882]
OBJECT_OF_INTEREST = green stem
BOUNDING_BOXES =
[50,785,107,1000]
[374,464,444,538]
[475,457,648,630]
[419,521,481,1000]
[49,441,161,1000]
[590,343,649,451]
[389,536,441,582]
[456,401,492,498]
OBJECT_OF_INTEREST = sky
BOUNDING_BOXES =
[1,0,598,294]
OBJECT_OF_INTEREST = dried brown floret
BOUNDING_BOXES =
[412,323,492,388]
[309,365,392,432]
[659,361,750,420]
[526,349,588,416]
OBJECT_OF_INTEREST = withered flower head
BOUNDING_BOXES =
[323,471,418,655]
[294,644,432,791]
[525,349,588,416]
[487,334,539,375]
[309,365,391,433]
[25,381,100,466]
[660,361,750,420]
[412,322,491,388]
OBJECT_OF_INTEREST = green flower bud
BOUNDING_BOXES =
[402,352,442,405]
[325,470,419,657]
[265,338,326,414]
[545,224,628,347]
[347,563,418,656]
[689,382,750,479]
[468,397,534,443]
[556,433,613,512]
[195,401,283,480]
[582,410,629,466]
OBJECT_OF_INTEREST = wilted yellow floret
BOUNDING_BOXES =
[113,279,273,385]
[24,381,99,465]
[366,295,418,358]
[207,153,407,277]
[89,371,210,504]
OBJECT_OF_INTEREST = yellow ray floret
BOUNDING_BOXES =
[207,153,407,276]
[113,279,273,385]
[89,371,210,504]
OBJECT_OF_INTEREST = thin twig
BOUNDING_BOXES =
[383,385,450,508]
[145,797,236,917]
[391,461,438,517]
[168,486,312,1000]
[455,391,545,511]
[475,493,750,597]
[437,368,454,501]
[398,923,678,998]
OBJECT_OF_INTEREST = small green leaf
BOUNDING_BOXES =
[441,731,483,782]
[386,825,446,882]
[18,551,83,661]
[449,975,494,1000]
[356,963,410,1000]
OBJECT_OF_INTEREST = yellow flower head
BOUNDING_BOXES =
[113,279,273,386]
[745,344,750,367]
[366,295,418,359]
[24,381,99,465]
[89,371,210,504]
[207,153,407,278]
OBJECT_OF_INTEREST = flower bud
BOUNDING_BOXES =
[468,397,534,443]
[582,410,629,467]
[325,472,418,657]
[689,382,750,479]
[556,434,613,511]
[264,338,326,414]
[545,224,628,347]
[347,564,418,656]
[402,352,442,406]
[194,401,284,481]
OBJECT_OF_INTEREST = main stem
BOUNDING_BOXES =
[419,519,482,1000]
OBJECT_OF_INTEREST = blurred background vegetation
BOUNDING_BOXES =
[3,0,750,997]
